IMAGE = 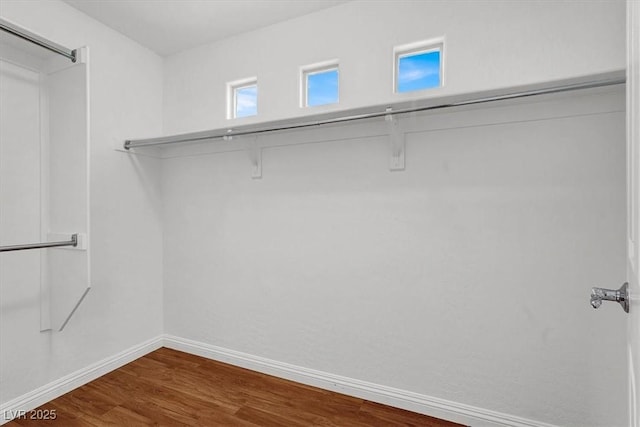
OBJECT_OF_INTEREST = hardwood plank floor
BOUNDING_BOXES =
[6,348,465,426]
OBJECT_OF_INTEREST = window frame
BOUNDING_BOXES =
[393,38,444,94]
[300,60,340,108]
[227,77,258,119]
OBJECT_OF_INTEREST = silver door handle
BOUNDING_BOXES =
[590,282,629,313]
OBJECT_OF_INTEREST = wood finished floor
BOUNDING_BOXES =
[6,347,464,426]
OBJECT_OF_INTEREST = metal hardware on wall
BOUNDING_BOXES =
[0,18,77,62]
[0,233,78,252]
[590,282,629,313]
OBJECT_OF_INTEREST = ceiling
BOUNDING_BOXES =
[62,0,349,56]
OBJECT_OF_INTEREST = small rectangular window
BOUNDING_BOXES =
[301,61,339,108]
[394,39,443,93]
[227,78,257,119]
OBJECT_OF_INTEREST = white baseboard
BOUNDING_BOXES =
[0,334,557,427]
[0,335,163,425]
[164,335,558,427]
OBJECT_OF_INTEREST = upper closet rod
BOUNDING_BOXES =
[124,76,625,150]
[0,18,76,63]
[0,234,78,253]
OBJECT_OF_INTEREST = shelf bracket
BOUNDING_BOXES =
[251,148,262,179]
[244,136,262,179]
[386,108,405,171]
[59,286,91,331]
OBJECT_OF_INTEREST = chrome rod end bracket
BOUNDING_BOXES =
[591,282,629,313]
[620,282,630,313]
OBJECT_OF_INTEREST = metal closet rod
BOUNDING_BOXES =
[0,18,76,63]
[0,234,78,253]
[124,76,625,150]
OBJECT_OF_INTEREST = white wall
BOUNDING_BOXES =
[0,59,45,401]
[162,88,627,427]
[161,2,628,427]
[163,0,626,135]
[0,0,163,406]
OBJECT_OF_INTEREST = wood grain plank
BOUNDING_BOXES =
[3,348,466,427]
[99,406,154,426]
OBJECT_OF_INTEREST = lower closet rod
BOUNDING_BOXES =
[0,234,78,252]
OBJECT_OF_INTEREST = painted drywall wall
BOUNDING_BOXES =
[161,2,628,425]
[0,60,45,400]
[162,88,628,427]
[0,0,163,406]
[163,0,626,135]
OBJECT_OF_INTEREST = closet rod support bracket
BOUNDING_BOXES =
[386,109,405,171]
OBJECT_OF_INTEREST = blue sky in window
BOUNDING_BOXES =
[307,69,339,107]
[397,50,440,93]
[236,85,257,117]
